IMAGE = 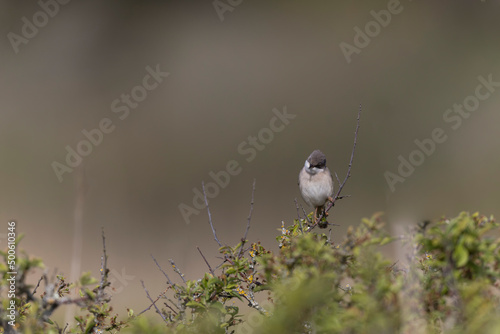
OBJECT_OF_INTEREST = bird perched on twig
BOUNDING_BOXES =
[298,150,334,226]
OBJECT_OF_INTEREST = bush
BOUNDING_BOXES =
[1,212,499,333]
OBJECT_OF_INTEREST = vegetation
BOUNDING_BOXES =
[1,211,499,333]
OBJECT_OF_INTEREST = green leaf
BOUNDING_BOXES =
[380,237,393,246]
[225,267,237,275]
[85,316,96,334]
[186,300,206,310]
[453,244,469,267]
[208,277,222,286]
[80,271,97,286]
[209,301,226,313]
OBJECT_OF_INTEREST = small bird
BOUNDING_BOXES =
[298,150,334,225]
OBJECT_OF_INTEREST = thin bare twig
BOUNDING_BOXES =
[169,259,186,284]
[238,179,256,258]
[300,202,312,224]
[54,321,69,334]
[243,179,256,243]
[138,287,172,316]
[32,275,43,296]
[331,104,361,208]
[294,198,301,220]
[202,181,223,247]
[151,255,175,287]
[141,280,169,324]
[334,171,341,187]
[293,198,304,234]
[97,228,110,301]
[215,260,226,270]
[65,166,85,325]
[166,297,181,311]
[311,104,361,230]
[336,195,351,200]
[197,246,215,276]
[163,302,178,315]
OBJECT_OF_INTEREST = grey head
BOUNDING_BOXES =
[304,150,327,175]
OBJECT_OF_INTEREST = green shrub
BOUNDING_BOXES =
[1,212,499,333]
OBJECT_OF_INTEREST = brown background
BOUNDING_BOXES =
[1,0,499,320]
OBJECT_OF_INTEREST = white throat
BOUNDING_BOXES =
[304,160,323,175]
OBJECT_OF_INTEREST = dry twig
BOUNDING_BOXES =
[169,259,186,284]
[202,181,223,247]
[310,104,361,230]
[140,280,168,324]
[238,179,256,258]
[151,255,175,287]
[197,246,215,276]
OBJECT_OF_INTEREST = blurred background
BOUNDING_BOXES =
[1,0,499,321]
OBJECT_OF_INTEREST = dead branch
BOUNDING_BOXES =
[140,280,169,324]
[310,104,361,230]
[202,181,223,247]
[197,246,215,276]
[238,179,256,258]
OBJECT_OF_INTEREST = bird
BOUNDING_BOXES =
[298,150,334,226]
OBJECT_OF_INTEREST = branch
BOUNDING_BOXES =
[97,228,110,302]
[312,104,361,229]
[300,202,312,224]
[202,181,223,247]
[141,280,169,324]
[65,166,86,325]
[197,246,215,276]
[330,104,361,208]
[169,259,186,284]
[237,287,268,315]
[163,302,178,315]
[294,198,301,220]
[151,255,175,288]
[243,179,256,243]
[334,171,341,188]
[293,198,305,233]
[294,198,312,224]
[238,179,256,258]
[32,275,44,296]
[138,287,172,316]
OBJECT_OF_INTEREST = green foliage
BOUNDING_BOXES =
[408,212,500,333]
[0,235,130,334]
[256,212,500,333]
[258,213,403,333]
[140,242,269,333]
[2,212,500,333]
